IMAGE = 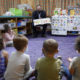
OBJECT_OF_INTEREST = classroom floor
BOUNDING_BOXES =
[5,35,80,80]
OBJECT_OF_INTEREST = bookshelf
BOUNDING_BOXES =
[0,16,32,35]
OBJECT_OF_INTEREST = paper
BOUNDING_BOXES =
[33,18,51,26]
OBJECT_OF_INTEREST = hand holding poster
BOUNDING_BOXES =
[33,18,51,26]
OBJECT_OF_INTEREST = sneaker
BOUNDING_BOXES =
[57,56,62,60]
[57,56,63,64]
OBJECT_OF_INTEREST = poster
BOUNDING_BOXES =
[70,10,75,16]
[51,16,67,35]
[51,15,80,35]
[33,18,51,26]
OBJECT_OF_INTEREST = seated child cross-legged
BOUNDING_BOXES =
[68,37,80,80]
[4,34,32,80]
[3,24,15,47]
[0,38,8,80]
[35,39,61,80]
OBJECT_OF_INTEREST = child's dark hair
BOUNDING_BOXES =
[13,34,28,51]
[75,37,80,52]
[0,38,4,50]
[43,39,58,54]
[4,24,10,33]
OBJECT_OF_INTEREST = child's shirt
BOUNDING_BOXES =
[3,32,14,46]
[0,50,6,80]
[3,32,14,42]
[35,57,61,80]
[4,51,31,80]
[70,57,80,80]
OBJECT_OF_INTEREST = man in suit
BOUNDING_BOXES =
[32,5,47,37]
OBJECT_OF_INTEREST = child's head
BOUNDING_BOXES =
[4,24,11,33]
[0,38,4,51]
[75,37,80,53]
[42,39,58,56]
[13,34,28,52]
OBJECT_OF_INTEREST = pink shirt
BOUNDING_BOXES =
[3,30,15,44]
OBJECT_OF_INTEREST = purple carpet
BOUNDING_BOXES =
[5,35,80,80]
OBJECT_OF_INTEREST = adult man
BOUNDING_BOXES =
[32,5,47,37]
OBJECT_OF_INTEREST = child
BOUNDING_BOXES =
[68,37,80,80]
[35,39,61,80]
[3,24,15,46]
[0,38,8,80]
[4,34,32,80]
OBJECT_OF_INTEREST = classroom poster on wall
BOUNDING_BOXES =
[70,10,75,16]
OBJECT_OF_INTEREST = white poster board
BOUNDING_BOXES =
[51,15,80,35]
[51,15,67,35]
[33,18,51,26]
[67,16,80,31]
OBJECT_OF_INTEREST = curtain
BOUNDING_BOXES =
[34,0,80,16]
[0,0,21,15]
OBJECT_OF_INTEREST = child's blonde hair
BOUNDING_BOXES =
[43,39,58,54]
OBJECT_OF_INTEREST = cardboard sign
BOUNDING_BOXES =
[33,18,51,26]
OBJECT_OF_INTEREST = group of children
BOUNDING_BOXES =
[0,25,80,80]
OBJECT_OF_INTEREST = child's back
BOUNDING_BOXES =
[36,57,60,80]
[4,51,30,80]
[69,37,80,80]
[4,34,31,80]
[70,57,80,80]
[35,39,61,80]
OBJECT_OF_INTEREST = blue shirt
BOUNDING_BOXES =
[0,50,6,80]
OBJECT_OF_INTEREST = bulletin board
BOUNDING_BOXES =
[51,15,80,35]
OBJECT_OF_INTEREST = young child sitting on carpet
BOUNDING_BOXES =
[68,37,80,80]
[0,38,8,80]
[35,39,61,80]
[3,24,15,47]
[4,34,32,80]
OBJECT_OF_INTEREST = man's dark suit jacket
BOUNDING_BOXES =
[32,10,46,19]
[32,10,46,26]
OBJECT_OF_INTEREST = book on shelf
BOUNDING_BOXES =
[13,29,18,35]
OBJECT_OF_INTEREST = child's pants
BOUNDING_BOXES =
[61,64,72,80]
